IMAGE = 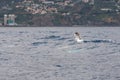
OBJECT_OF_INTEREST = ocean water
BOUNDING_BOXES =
[0,27,120,80]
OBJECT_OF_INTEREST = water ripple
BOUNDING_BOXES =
[43,35,60,39]
[41,35,69,41]
[84,39,112,43]
[32,42,48,46]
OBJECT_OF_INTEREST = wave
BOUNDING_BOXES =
[41,35,69,41]
[19,31,28,34]
[0,32,6,34]
[49,31,59,33]
[42,35,60,39]
[83,39,113,43]
[32,42,48,46]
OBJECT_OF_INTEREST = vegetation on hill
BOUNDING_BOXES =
[0,0,120,26]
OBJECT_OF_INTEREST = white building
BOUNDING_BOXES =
[4,14,17,26]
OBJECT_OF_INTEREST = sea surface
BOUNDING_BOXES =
[0,27,120,80]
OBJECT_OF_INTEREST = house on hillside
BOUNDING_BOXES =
[4,14,17,26]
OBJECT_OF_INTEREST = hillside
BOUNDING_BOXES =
[0,0,120,26]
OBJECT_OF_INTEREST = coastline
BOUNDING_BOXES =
[0,25,120,27]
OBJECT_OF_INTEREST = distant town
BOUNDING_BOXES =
[0,0,120,26]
